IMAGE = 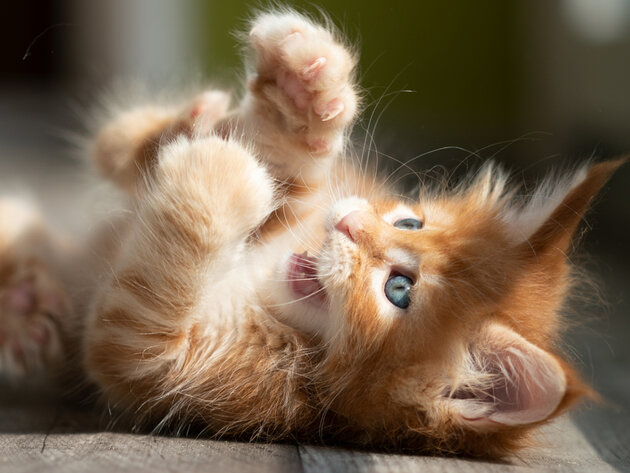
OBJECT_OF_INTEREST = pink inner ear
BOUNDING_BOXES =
[454,325,567,427]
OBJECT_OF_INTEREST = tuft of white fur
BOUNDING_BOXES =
[0,197,41,244]
[501,165,590,243]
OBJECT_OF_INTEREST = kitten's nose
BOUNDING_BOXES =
[334,210,365,242]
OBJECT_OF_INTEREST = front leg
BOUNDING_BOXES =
[217,12,359,182]
[84,136,275,393]
[93,90,230,195]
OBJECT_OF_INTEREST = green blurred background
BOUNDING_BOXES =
[4,0,630,159]
[202,1,521,145]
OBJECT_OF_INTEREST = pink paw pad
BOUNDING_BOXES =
[189,102,207,121]
[307,137,330,154]
[277,70,311,110]
[179,91,231,136]
[0,265,68,377]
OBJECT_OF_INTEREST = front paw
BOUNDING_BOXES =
[248,12,358,155]
[173,90,231,138]
[155,136,276,237]
[0,261,69,379]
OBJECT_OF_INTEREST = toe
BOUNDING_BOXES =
[316,98,345,121]
[301,57,327,81]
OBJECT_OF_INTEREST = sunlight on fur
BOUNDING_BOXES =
[0,8,626,458]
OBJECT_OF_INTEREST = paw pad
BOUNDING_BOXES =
[249,13,357,139]
[0,264,69,378]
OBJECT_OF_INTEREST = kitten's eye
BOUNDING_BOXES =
[385,274,413,309]
[394,218,423,230]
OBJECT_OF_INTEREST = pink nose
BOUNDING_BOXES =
[334,210,365,242]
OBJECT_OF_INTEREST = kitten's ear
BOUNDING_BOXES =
[509,159,625,254]
[446,323,569,427]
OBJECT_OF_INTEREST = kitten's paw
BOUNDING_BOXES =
[0,262,69,379]
[248,12,358,154]
[156,136,275,235]
[174,90,231,137]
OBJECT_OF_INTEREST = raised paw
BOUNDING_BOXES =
[248,12,358,155]
[0,261,69,379]
[155,136,276,238]
[172,90,231,138]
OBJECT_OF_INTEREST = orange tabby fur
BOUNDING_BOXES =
[0,10,625,457]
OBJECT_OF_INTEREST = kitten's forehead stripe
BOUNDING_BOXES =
[384,248,419,271]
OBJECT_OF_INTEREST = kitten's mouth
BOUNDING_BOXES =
[287,252,327,307]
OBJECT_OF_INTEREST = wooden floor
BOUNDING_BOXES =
[1,385,628,472]
[1,93,629,472]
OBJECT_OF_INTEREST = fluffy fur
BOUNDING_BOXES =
[0,10,625,458]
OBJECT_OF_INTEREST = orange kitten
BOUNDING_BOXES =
[0,10,625,457]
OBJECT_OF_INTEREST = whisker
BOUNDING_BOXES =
[266,285,329,308]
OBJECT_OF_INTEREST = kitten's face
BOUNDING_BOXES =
[271,160,622,452]
[280,192,516,350]
[317,196,511,340]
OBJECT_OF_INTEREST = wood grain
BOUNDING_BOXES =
[0,389,303,473]
[299,416,620,473]
[1,387,624,473]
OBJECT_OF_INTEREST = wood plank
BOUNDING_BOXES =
[0,387,303,473]
[0,432,303,473]
[299,416,620,473]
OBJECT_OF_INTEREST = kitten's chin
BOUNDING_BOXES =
[266,251,329,337]
[287,252,327,309]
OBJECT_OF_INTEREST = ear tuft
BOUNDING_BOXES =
[507,158,626,253]
[447,324,567,427]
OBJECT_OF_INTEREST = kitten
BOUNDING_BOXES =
[0,10,625,457]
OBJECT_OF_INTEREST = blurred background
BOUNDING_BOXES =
[2,0,630,225]
[1,0,629,430]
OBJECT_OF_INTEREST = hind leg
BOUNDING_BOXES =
[0,199,70,379]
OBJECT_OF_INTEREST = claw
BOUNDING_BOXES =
[318,99,345,122]
[302,57,327,81]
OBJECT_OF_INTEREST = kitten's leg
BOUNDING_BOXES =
[218,12,359,181]
[84,136,275,392]
[0,200,70,379]
[94,90,231,194]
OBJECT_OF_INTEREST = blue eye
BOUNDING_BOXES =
[394,218,423,230]
[385,274,413,309]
